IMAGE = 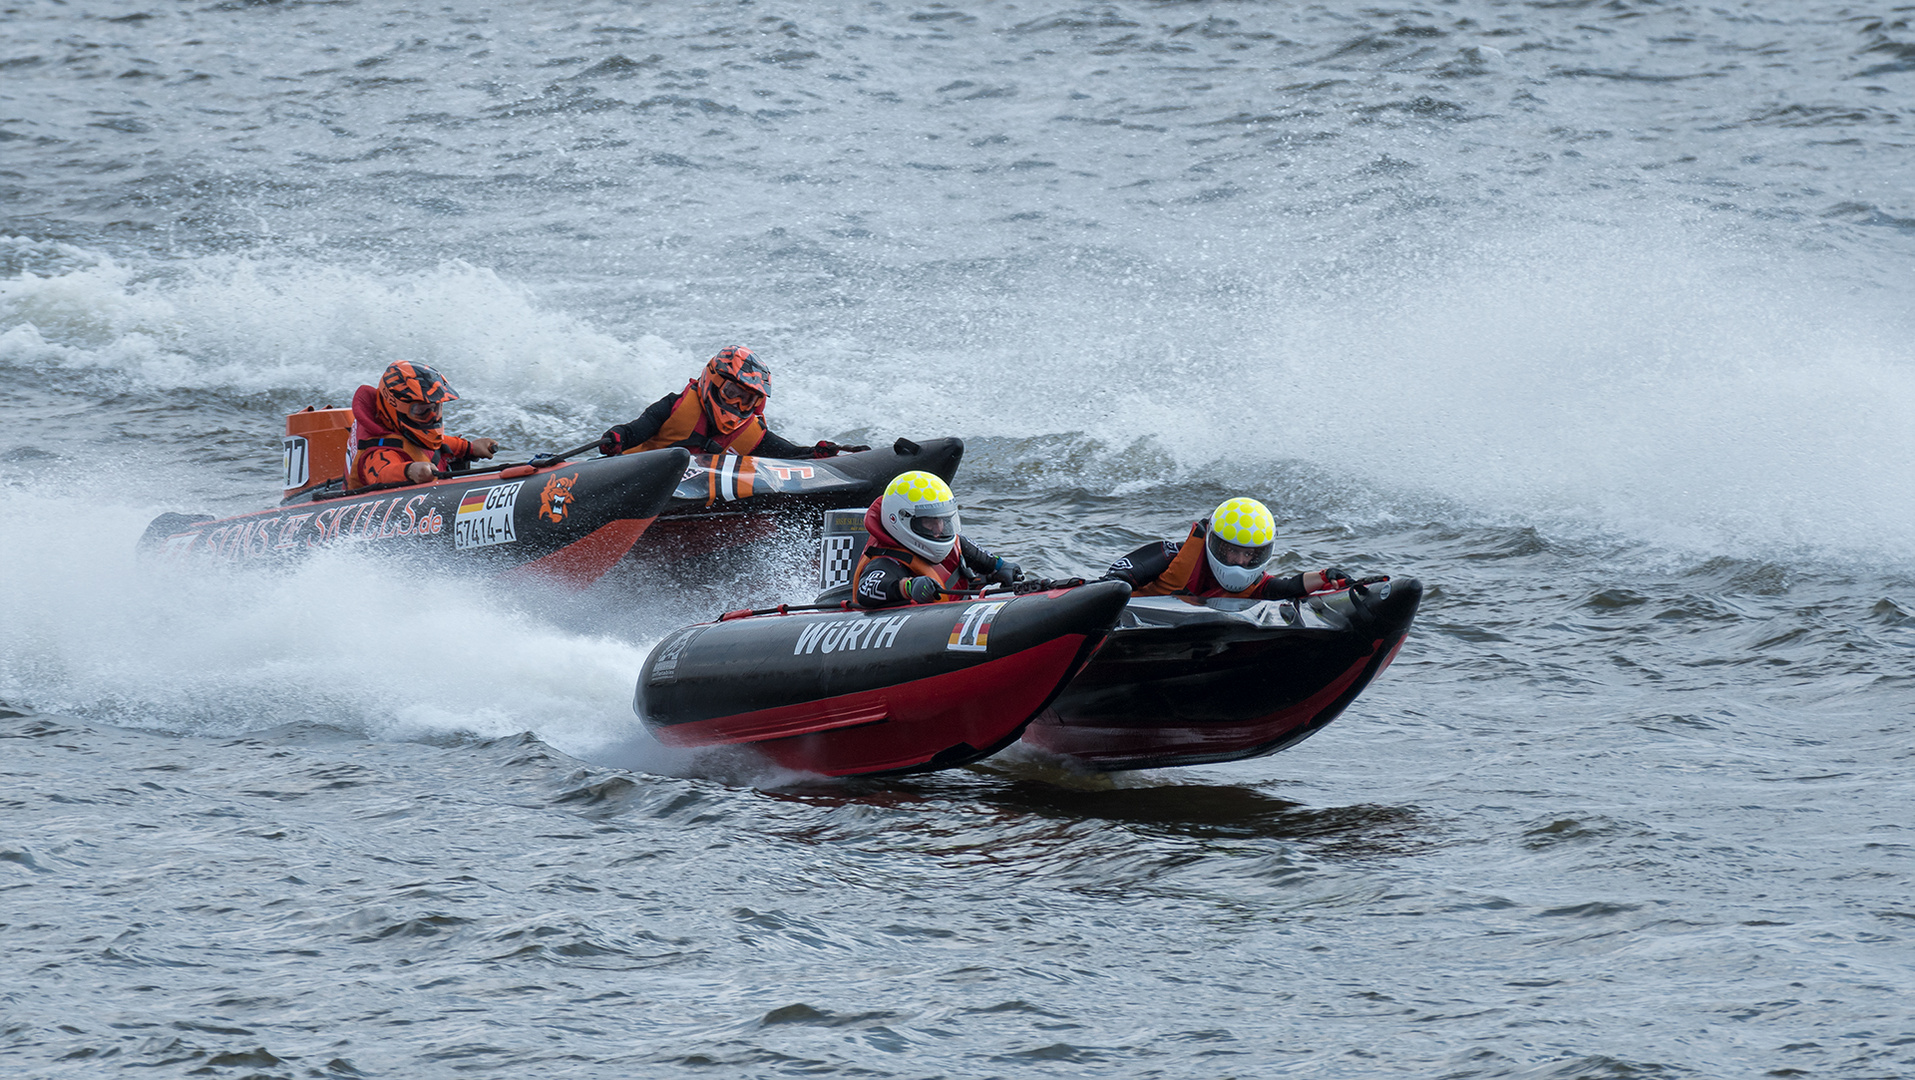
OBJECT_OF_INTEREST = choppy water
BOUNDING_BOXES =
[4,2,1914,1077]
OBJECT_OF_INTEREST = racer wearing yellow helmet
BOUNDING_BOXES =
[851,471,1020,608]
[1104,497,1354,600]
[347,361,498,489]
[597,346,872,460]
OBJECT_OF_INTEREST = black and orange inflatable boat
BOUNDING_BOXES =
[634,437,964,565]
[636,580,1133,777]
[137,406,691,587]
[659,437,963,520]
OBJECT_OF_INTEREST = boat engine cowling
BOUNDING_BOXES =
[283,406,353,496]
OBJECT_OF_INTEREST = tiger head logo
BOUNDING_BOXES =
[539,474,576,524]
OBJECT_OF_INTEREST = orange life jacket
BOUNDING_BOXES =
[1132,521,1265,599]
[626,384,767,456]
[853,499,965,597]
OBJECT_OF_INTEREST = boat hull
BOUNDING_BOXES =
[637,580,1132,777]
[136,448,692,587]
[1020,578,1423,770]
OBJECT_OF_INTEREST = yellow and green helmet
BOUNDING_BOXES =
[881,470,960,561]
[1205,496,1276,590]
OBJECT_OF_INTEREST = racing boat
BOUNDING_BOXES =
[806,510,1419,771]
[633,437,964,563]
[1019,578,1422,770]
[137,406,691,586]
[635,580,1133,777]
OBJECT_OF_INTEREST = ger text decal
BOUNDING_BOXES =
[454,481,523,550]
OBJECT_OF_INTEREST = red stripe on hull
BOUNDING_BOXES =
[652,635,1089,776]
[1022,642,1380,767]
[499,516,657,587]
[1374,633,1408,677]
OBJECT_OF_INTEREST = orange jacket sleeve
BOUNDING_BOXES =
[442,434,472,461]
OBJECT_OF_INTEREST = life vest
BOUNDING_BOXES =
[1132,521,1266,599]
[346,384,442,490]
[853,498,966,597]
[626,384,767,456]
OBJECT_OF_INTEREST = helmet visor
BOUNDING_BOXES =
[1207,530,1272,571]
[909,513,956,543]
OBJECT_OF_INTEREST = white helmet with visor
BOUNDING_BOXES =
[881,471,960,562]
[1204,496,1276,592]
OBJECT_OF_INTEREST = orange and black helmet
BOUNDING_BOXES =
[696,346,770,435]
[380,361,460,406]
[377,361,457,450]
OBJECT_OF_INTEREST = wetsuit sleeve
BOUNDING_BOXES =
[1257,573,1309,600]
[607,393,679,448]
[751,427,822,459]
[360,447,416,486]
[957,536,998,578]
[854,556,916,609]
[441,434,473,461]
[1105,540,1177,589]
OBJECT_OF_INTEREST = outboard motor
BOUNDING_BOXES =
[282,405,353,497]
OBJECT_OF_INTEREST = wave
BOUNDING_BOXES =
[0,238,685,442]
[0,480,660,756]
[3,221,1912,568]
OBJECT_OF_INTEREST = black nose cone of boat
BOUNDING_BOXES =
[1351,576,1422,638]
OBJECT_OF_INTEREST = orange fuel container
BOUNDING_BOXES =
[283,406,354,496]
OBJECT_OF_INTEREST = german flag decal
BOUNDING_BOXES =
[947,600,1008,653]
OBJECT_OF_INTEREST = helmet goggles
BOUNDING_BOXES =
[715,377,764,415]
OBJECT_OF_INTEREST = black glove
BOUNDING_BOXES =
[598,426,628,457]
[904,576,941,604]
[1319,567,1354,590]
[988,558,1020,588]
[814,440,870,457]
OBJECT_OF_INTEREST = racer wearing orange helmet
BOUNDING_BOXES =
[346,361,498,489]
[597,346,869,460]
[1104,497,1353,600]
[851,472,1019,609]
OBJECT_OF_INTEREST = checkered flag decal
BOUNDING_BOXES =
[820,536,858,589]
[818,509,868,589]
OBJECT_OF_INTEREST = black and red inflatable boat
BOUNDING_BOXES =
[636,580,1133,777]
[1020,578,1422,770]
[138,448,691,587]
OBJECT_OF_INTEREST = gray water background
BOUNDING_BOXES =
[3,2,1914,1077]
